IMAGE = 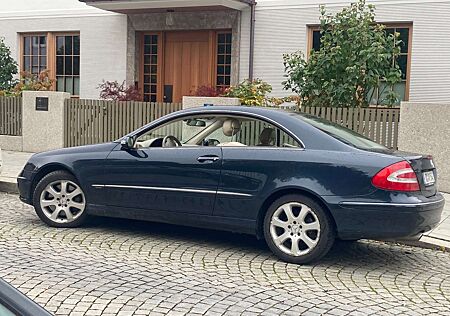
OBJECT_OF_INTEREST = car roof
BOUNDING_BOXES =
[136,106,353,151]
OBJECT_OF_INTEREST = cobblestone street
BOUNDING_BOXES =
[0,192,449,316]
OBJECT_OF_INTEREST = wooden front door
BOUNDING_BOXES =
[141,30,232,103]
[163,31,214,103]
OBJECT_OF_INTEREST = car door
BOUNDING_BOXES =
[212,116,304,220]
[102,116,223,216]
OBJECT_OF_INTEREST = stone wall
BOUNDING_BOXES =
[0,136,23,151]
[398,102,450,193]
[182,97,241,109]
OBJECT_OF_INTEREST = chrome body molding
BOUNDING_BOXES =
[216,191,253,197]
[92,184,253,197]
[339,198,445,208]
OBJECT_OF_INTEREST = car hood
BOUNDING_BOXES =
[31,142,119,159]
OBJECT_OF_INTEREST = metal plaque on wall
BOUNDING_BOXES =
[36,97,49,111]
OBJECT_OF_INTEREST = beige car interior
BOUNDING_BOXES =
[216,118,246,147]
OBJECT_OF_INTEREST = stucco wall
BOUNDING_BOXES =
[0,5,127,99]
[0,136,23,151]
[22,91,71,152]
[398,102,450,193]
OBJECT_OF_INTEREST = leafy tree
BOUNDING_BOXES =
[283,0,402,107]
[0,37,18,91]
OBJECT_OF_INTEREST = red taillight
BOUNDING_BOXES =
[372,161,420,192]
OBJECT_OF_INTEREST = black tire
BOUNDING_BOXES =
[263,194,335,264]
[33,170,88,228]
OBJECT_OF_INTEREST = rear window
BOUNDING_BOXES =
[296,113,387,150]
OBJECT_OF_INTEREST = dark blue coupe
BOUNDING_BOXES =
[18,106,445,264]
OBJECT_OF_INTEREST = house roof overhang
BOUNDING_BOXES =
[79,0,255,13]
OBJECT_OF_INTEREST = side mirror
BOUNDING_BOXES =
[121,136,135,150]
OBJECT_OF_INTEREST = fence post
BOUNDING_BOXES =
[22,91,70,152]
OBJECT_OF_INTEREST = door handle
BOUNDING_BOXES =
[197,155,220,163]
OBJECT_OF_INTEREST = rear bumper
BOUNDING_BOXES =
[328,193,445,240]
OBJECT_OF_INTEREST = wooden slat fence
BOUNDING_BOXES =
[64,99,182,147]
[300,106,400,149]
[64,99,400,149]
[0,97,22,136]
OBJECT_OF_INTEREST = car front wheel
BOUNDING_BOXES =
[263,194,335,264]
[33,170,88,228]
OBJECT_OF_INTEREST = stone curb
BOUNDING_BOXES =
[0,180,18,194]
[397,239,450,252]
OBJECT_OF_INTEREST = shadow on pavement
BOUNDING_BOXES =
[83,215,422,268]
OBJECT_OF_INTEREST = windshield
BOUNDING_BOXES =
[296,113,387,150]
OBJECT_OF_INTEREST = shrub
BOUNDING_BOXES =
[190,86,228,97]
[10,70,54,95]
[0,37,18,91]
[268,95,302,107]
[98,80,141,101]
[282,0,402,107]
[223,79,272,106]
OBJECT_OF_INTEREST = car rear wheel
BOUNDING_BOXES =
[33,170,88,228]
[263,194,335,264]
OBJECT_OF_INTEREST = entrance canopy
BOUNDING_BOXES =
[79,0,253,13]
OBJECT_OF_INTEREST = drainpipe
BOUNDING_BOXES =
[239,0,256,80]
[248,1,256,81]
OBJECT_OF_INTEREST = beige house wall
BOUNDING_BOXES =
[0,6,127,99]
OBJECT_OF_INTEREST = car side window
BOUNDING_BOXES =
[134,115,301,148]
[216,116,301,148]
[278,129,301,148]
[135,116,213,148]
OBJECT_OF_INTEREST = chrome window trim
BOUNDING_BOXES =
[132,145,304,151]
[215,146,305,151]
[340,198,445,208]
[92,184,253,197]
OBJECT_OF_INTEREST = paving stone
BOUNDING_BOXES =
[0,192,449,316]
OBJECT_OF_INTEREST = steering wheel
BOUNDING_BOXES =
[162,135,182,147]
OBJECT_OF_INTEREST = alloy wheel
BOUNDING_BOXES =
[39,180,86,224]
[269,202,321,256]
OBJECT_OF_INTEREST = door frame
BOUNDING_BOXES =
[139,29,232,103]
[139,31,164,102]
